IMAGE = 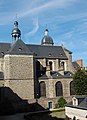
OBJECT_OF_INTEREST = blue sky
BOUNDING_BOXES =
[0,0,87,66]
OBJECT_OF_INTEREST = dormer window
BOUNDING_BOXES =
[60,53,63,56]
[49,53,51,56]
[61,61,65,70]
[1,52,4,56]
[72,97,78,106]
[70,73,71,76]
[19,48,22,51]
[73,99,76,105]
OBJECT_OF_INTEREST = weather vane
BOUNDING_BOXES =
[16,13,18,21]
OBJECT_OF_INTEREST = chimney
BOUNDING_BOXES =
[75,59,83,68]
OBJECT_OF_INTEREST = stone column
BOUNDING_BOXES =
[46,65,50,77]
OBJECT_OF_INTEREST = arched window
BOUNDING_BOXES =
[0,72,4,80]
[61,62,65,70]
[49,61,52,71]
[70,81,75,95]
[55,81,63,97]
[39,81,46,97]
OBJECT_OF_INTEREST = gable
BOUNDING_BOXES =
[7,39,32,55]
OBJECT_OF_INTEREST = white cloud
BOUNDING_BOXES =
[0,0,87,65]
[59,39,75,50]
[75,20,87,34]
[29,17,39,36]
[17,0,77,18]
[62,31,74,39]
[0,0,84,25]
[25,17,39,41]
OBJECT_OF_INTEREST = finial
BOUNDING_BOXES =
[13,14,18,28]
[45,24,49,36]
[45,24,49,32]
[14,21,18,28]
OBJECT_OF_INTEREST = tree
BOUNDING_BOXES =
[73,69,87,95]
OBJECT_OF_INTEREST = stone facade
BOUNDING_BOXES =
[0,21,79,109]
[4,55,34,80]
[39,78,73,98]
[0,54,34,100]
[0,43,75,109]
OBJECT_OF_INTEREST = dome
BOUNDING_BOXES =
[12,28,21,35]
[11,21,21,38]
[41,35,54,45]
[41,29,54,45]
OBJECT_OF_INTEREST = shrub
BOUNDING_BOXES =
[56,97,67,108]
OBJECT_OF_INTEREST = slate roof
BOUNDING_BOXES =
[27,45,68,59]
[72,61,80,69]
[74,95,87,99]
[64,71,73,77]
[0,41,68,59]
[39,71,73,79]
[6,39,33,55]
[66,96,87,110]
[0,43,10,57]
[79,97,87,108]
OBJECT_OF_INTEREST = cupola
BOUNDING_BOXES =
[41,29,54,46]
[11,21,21,45]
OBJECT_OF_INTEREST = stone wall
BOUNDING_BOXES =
[39,78,73,98]
[5,79,34,99]
[0,80,4,87]
[38,78,73,108]
[36,96,72,109]
[3,54,34,99]
[4,55,34,79]
[63,49,75,73]
[37,58,46,68]
[37,97,58,109]
[0,58,4,72]
[37,58,69,72]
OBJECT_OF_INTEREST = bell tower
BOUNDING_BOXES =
[11,21,21,45]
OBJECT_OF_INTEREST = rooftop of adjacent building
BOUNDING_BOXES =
[66,95,87,110]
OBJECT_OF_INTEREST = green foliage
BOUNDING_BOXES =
[73,69,87,95]
[55,97,67,108]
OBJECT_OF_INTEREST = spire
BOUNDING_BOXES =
[11,21,21,45]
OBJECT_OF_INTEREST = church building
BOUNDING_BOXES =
[0,21,77,109]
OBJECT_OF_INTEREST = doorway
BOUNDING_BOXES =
[48,102,52,109]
